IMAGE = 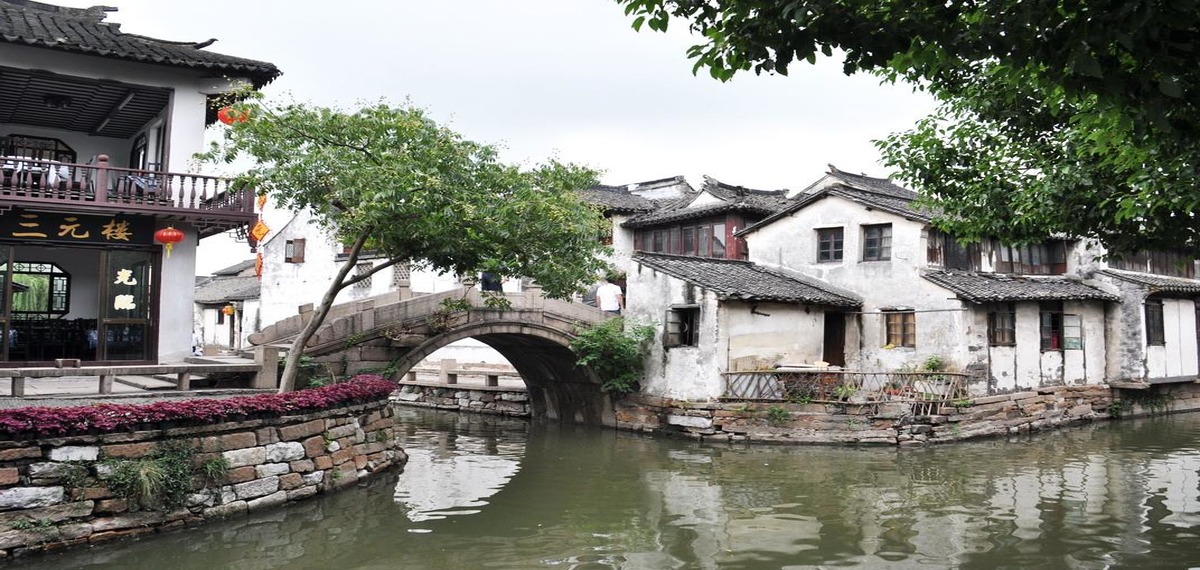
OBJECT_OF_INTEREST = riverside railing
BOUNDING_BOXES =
[724,369,973,412]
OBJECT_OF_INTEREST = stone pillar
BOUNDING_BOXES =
[524,283,544,310]
[440,359,457,385]
[298,303,314,327]
[253,346,280,389]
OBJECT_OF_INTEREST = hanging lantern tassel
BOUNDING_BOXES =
[154,226,185,258]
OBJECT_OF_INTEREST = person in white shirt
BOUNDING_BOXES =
[595,276,624,315]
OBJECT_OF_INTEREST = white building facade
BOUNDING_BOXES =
[0,1,277,364]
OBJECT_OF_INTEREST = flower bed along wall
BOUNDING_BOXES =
[0,375,404,558]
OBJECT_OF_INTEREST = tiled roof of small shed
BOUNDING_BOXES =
[922,270,1118,303]
[633,253,861,307]
[1098,269,1200,294]
[211,259,257,277]
[0,1,280,86]
[194,275,259,304]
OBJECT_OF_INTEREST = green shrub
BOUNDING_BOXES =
[570,317,655,394]
[104,440,197,510]
[200,456,230,484]
[765,406,790,426]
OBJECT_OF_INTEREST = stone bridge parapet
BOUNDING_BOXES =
[251,287,616,425]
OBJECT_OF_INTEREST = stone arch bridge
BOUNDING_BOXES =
[249,287,616,425]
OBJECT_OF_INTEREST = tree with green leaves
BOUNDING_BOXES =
[200,96,609,392]
[616,0,1200,255]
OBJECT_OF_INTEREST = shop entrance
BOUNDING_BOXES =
[0,244,157,365]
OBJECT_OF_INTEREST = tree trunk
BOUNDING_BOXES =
[277,233,368,393]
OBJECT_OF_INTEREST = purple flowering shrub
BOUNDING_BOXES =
[0,375,395,438]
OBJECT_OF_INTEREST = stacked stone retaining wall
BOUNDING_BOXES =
[392,382,530,417]
[616,383,1200,445]
[0,400,403,558]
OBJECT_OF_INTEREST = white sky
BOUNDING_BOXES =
[52,0,936,274]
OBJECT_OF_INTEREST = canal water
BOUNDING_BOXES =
[13,408,1200,569]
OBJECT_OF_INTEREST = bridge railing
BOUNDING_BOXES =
[250,284,610,351]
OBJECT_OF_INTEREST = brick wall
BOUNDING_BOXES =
[0,399,402,558]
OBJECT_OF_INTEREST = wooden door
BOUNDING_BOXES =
[823,312,846,366]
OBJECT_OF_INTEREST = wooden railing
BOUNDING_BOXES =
[0,154,252,216]
[723,369,973,412]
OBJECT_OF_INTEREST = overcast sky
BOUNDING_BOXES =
[54,0,936,273]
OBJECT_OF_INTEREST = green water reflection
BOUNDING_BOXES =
[12,409,1200,569]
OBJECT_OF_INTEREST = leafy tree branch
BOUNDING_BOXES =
[199,94,610,391]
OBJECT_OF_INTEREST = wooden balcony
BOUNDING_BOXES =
[0,155,255,235]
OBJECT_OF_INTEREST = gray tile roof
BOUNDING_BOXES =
[1098,269,1200,294]
[826,165,919,201]
[0,1,280,86]
[633,253,861,307]
[922,270,1118,303]
[211,259,257,277]
[623,176,791,228]
[623,175,694,198]
[739,166,932,236]
[194,275,259,304]
[579,185,656,214]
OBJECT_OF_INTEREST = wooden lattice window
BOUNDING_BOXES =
[1145,299,1165,346]
[988,303,1016,346]
[884,310,916,348]
[1,134,76,163]
[817,227,844,262]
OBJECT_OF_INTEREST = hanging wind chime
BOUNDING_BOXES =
[154,226,185,258]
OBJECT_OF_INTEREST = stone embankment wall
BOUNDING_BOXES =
[0,400,402,558]
[392,382,530,417]
[616,383,1200,445]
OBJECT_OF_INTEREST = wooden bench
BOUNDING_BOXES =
[0,363,261,397]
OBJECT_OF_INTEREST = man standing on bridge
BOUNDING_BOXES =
[596,274,624,315]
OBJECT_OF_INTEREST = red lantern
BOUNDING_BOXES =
[222,305,235,316]
[154,226,185,258]
[217,106,248,125]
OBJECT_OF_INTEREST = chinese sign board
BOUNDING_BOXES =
[0,209,155,246]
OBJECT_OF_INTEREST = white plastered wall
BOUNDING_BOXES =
[625,262,725,400]
[745,196,969,373]
[1146,298,1198,379]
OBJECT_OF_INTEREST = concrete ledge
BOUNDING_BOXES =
[0,364,259,378]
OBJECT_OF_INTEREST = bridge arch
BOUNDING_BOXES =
[252,288,615,426]
[391,319,614,426]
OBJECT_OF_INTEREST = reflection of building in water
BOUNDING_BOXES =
[618,426,1200,567]
[393,433,523,523]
